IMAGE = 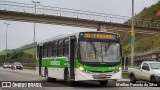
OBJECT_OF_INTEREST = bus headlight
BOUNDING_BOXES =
[114,67,122,73]
[119,67,122,70]
[78,66,84,71]
[78,66,92,73]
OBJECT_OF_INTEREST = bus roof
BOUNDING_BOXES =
[37,31,120,44]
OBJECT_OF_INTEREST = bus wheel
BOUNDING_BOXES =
[64,69,74,86]
[45,68,56,82]
[99,80,108,86]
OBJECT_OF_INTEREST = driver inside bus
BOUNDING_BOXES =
[105,44,117,60]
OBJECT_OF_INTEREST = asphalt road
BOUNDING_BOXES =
[0,67,159,90]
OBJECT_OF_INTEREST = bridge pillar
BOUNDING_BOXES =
[98,24,106,31]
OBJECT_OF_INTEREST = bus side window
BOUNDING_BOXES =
[48,42,52,57]
[42,45,45,58]
[56,41,58,56]
[64,39,69,56]
[43,43,47,58]
[52,41,56,57]
[45,43,48,57]
[58,40,63,57]
[46,43,48,57]
[74,39,77,58]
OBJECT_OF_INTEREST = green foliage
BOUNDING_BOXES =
[0,42,36,61]
[0,55,5,60]
[23,48,35,55]
[135,2,160,20]
[0,42,36,55]
[0,50,14,55]
[122,73,128,79]
[113,2,160,56]
[0,50,33,61]
[113,31,160,56]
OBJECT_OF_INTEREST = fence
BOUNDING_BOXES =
[0,0,160,29]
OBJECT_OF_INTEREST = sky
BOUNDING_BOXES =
[0,0,159,51]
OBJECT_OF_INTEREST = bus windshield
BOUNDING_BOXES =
[79,41,120,62]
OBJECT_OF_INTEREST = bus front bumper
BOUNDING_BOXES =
[75,69,122,81]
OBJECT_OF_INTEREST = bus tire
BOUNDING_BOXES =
[64,69,74,86]
[45,68,56,82]
[99,80,108,86]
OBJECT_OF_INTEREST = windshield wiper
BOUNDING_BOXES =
[105,42,111,56]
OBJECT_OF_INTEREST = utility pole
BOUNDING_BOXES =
[4,23,10,61]
[131,0,135,67]
[32,1,40,59]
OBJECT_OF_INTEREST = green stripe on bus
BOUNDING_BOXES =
[36,58,121,72]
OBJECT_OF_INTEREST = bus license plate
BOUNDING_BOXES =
[99,74,106,78]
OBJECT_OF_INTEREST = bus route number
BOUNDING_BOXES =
[51,60,60,66]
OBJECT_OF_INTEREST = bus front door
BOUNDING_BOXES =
[69,37,75,80]
[38,45,43,76]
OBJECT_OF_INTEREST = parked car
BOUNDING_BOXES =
[128,61,160,84]
[3,62,12,68]
[11,62,23,70]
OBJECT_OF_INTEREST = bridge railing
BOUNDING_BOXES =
[0,0,160,29]
[127,48,160,57]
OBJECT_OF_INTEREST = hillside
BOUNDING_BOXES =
[0,43,35,61]
[0,43,36,55]
[113,1,160,56]
[135,1,160,20]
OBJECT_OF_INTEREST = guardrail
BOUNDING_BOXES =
[0,0,160,29]
[127,48,160,57]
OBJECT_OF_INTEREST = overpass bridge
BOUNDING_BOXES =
[0,0,160,33]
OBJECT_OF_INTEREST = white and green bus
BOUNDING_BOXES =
[36,31,122,86]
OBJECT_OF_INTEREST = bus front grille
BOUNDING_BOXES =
[92,74,112,79]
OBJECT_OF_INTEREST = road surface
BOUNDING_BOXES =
[0,67,159,90]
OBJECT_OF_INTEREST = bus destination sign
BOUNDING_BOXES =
[80,33,118,40]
